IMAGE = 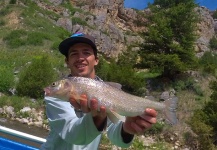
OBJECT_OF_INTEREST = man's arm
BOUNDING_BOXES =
[107,108,157,147]
[45,96,102,145]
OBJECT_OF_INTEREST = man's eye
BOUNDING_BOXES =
[70,53,77,56]
[84,52,91,55]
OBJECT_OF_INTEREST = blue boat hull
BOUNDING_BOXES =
[0,137,38,150]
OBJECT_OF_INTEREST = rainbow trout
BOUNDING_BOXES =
[44,77,178,125]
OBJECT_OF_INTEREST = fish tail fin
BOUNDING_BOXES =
[163,95,178,125]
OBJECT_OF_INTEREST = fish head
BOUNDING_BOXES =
[44,79,73,100]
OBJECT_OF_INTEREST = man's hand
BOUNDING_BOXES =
[122,108,157,135]
[69,94,107,130]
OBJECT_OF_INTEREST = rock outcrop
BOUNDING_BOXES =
[26,0,217,57]
[195,7,215,57]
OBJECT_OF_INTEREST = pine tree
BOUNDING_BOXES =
[138,0,198,78]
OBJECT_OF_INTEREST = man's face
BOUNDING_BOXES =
[65,43,98,78]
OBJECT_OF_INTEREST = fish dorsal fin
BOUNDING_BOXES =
[105,82,122,90]
[107,109,126,124]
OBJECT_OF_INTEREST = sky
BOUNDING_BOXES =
[124,0,217,11]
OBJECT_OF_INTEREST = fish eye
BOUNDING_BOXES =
[52,82,57,87]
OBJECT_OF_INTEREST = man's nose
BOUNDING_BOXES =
[77,52,85,59]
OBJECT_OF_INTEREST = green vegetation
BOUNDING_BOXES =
[0,95,43,112]
[16,55,58,99]
[96,49,148,96]
[189,81,217,149]
[0,19,6,26]
[209,36,217,50]
[61,1,83,15]
[0,66,14,94]
[71,17,88,26]
[0,5,12,17]
[173,77,203,96]
[100,134,171,150]
[199,51,217,76]
[138,0,198,78]
[213,10,217,19]
[3,30,52,48]
[9,0,16,4]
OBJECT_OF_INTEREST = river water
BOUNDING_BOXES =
[0,117,49,149]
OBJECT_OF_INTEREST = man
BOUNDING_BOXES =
[40,32,157,150]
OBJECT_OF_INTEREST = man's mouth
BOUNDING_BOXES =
[76,64,86,69]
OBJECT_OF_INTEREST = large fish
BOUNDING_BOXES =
[44,77,178,125]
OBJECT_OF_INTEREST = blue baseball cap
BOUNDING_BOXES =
[59,32,98,57]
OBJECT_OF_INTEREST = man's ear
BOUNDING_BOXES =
[95,57,99,66]
[65,57,69,68]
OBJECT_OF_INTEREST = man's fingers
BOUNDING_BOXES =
[90,99,98,116]
[99,106,106,118]
[139,114,157,124]
[130,122,144,135]
[80,96,90,113]
[145,108,157,117]
[136,118,152,129]
[139,108,157,124]
[70,95,107,118]
[69,98,81,109]
[80,99,90,113]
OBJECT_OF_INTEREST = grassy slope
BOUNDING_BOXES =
[0,2,70,78]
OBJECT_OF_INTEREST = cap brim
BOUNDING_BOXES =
[59,37,97,56]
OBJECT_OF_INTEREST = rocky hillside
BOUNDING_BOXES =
[6,0,216,58]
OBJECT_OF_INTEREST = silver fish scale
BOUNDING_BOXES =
[67,77,166,117]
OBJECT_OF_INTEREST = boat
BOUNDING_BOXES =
[0,125,46,150]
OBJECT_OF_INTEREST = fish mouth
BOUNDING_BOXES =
[44,88,51,96]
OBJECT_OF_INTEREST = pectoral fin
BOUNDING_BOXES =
[107,109,126,124]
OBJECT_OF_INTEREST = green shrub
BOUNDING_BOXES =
[16,55,58,99]
[209,37,217,50]
[9,0,16,4]
[131,137,144,149]
[0,6,11,17]
[3,30,52,48]
[189,110,215,149]
[96,56,146,96]
[3,30,27,48]
[0,96,37,112]
[213,10,217,19]
[199,51,217,75]
[146,122,165,134]
[0,66,14,94]
[173,80,185,91]
[0,19,6,26]
[205,81,217,131]
[26,32,51,46]
[173,77,203,96]
[189,81,217,149]
[193,84,203,96]
[61,2,82,15]
[71,17,87,26]
[51,41,60,50]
